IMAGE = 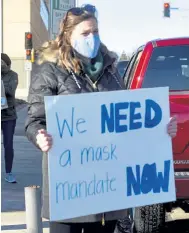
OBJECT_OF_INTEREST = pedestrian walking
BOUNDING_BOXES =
[1,53,18,183]
[25,4,177,233]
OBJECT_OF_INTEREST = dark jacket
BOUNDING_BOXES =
[1,61,18,121]
[25,43,129,222]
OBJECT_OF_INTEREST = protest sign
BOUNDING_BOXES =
[44,87,176,221]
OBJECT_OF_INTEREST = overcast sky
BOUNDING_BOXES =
[78,0,189,54]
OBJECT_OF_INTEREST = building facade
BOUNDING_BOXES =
[2,0,50,99]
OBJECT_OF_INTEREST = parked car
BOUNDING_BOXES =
[123,37,189,233]
[117,60,129,78]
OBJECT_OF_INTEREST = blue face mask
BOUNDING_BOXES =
[72,33,100,59]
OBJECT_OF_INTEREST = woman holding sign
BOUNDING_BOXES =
[25,4,177,233]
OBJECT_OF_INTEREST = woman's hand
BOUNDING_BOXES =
[167,116,177,138]
[36,129,53,152]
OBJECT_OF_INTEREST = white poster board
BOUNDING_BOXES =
[45,87,176,222]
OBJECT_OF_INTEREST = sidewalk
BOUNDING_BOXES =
[1,106,49,232]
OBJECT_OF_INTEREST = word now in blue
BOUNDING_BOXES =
[126,160,170,196]
[101,99,162,133]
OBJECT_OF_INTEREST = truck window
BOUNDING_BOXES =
[142,45,189,90]
[124,51,142,88]
[117,60,129,78]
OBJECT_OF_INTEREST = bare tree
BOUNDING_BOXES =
[120,51,130,61]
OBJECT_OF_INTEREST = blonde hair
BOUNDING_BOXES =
[36,40,59,65]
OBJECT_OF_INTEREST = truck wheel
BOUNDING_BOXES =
[133,204,165,233]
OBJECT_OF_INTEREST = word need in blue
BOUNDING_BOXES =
[101,99,162,134]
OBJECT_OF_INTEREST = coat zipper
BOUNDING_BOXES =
[71,67,123,92]
[82,73,107,226]
[71,68,122,226]
[84,71,105,91]
[85,68,123,91]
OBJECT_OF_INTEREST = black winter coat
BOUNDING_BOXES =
[1,67,18,121]
[25,45,129,222]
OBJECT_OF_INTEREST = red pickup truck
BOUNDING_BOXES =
[123,37,189,233]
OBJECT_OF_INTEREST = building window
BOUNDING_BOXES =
[40,0,49,30]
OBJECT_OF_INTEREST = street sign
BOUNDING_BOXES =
[24,61,32,71]
[50,0,75,38]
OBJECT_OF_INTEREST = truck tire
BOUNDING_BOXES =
[133,204,165,233]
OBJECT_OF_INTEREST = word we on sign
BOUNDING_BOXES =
[45,87,176,221]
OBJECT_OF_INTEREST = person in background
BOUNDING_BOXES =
[1,53,18,183]
[25,4,177,233]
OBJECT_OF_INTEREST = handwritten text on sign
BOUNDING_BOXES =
[44,87,176,221]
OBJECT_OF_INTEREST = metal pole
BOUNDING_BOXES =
[26,69,31,102]
[26,70,31,90]
[25,186,43,233]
